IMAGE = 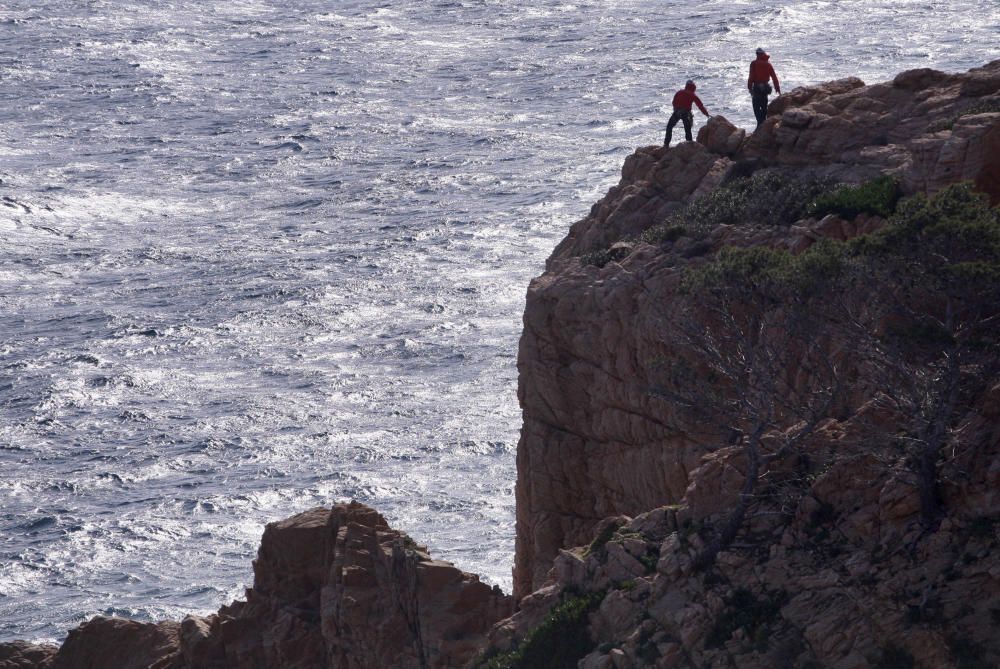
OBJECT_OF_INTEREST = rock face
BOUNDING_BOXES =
[513,59,1000,599]
[1,503,512,669]
[484,428,1000,668]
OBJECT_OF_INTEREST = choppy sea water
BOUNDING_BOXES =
[1,0,997,642]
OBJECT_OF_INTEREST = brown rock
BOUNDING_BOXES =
[892,67,950,91]
[548,142,721,263]
[51,618,184,669]
[9,503,510,669]
[0,641,58,669]
[696,115,746,157]
[242,503,511,669]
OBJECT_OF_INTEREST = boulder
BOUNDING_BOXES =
[696,115,746,157]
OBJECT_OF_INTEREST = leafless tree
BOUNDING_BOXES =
[653,244,859,567]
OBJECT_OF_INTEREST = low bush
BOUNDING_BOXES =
[476,591,605,669]
[683,238,846,298]
[639,223,687,245]
[682,171,835,231]
[809,176,901,219]
[637,171,835,252]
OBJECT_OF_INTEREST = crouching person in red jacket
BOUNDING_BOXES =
[665,79,710,147]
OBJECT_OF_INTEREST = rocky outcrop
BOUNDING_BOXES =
[52,618,184,669]
[514,59,1000,599]
[556,377,995,665]
[0,642,58,669]
[483,374,1000,667]
[744,64,1000,203]
[1,503,512,669]
[484,457,1000,667]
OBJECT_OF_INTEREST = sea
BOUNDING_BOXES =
[1,0,998,643]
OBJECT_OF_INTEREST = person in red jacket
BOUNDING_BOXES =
[664,79,710,147]
[748,47,781,127]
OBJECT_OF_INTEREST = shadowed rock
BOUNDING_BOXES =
[1,503,512,669]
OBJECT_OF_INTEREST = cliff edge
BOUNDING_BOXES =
[514,60,1000,599]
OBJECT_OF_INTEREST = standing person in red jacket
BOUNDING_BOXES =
[748,47,781,127]
[664,79,710,147]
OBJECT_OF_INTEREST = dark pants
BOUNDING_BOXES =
[751,83,771,126]
[664,109,693,146]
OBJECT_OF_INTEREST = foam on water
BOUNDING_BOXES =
[2,0,998,643]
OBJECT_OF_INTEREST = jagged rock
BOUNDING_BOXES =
[0,641,57,669]
[50,618,184,669]
[217,503,511,669]
[548,142,725,263]
[740,61,1000,202]
[487,405,1000,666]
[0,503,511,669]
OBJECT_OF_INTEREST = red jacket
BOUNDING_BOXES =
[748,54,780,93]
[672,86,708,115]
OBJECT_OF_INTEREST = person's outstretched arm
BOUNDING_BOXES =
[770,64,781,94]
[695,95,709,117]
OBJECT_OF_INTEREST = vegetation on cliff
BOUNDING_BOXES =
[476,590,604,669]
[585,170,904,267]
[648,171,837,240]
[668,182,1000,564]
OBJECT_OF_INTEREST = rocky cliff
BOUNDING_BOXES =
[480,59,1000,669]
[513,59,1000,599]
[3,60,1000,669]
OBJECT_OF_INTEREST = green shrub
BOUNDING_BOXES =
[476,591,605,669]
[637,172,836,251]
[601,170,840,257]
[638,552,659,572]
[585,519,625,556]
[683,239,847,298]
[831,184,1000,343]
[581,248,614,267]
[639,223,687,245]
[851,182,1000,258]
[809,176,901,219]
[683,171,835,232]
